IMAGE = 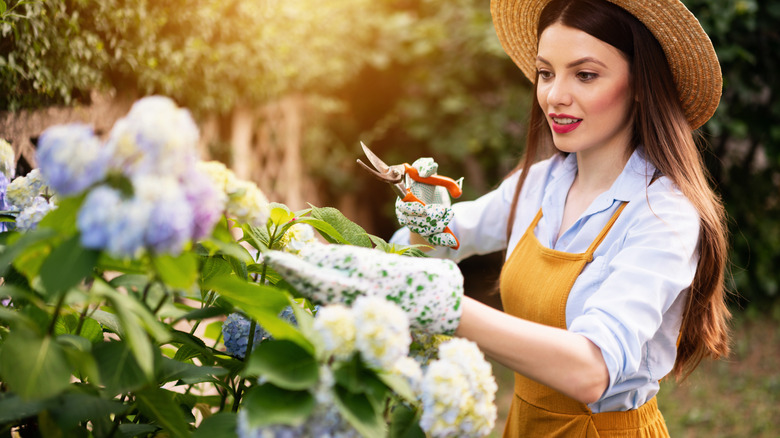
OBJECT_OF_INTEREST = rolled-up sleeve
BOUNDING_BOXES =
[568,183,700,394]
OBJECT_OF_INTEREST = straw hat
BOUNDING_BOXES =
[491,0,722,130]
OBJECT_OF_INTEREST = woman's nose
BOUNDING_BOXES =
[545,78,573,107]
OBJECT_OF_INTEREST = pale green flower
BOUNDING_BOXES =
[6,169,48,210]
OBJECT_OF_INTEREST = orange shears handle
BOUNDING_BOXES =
[403,164,463,199]
[401,189,460,250]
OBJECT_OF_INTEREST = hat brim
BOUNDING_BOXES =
[491,0,722,130]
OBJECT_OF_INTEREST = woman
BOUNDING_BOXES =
[267,0,731,435]
[392,0,731,435]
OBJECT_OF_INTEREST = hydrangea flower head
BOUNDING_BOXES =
[352,296,411,371]
[225,179,270,228]
[0,139,15,179]
[312,304,356,359]
[418,338,497,437]
[222,313,268,359]
[419,360,470,437]
[196,160,270,227]
[105,96,199,178]
[16,197,56,231]
[133,176,194,255]
[37,124,108,196]
[6,169,48,210]
[279,222,317,254]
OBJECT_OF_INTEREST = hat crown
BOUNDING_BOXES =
[491,0,722,130]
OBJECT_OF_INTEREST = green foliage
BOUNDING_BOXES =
[683,0,780,307]
[0,197,428,436]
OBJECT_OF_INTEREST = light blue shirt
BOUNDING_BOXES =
[391,148,700,413]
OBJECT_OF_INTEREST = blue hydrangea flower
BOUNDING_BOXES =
[222,313,268,359]
[6,169,48,210]
[105,96,199,178]
[77,185,150,258]
[37,124,108,196]
[16,197,56,231]
[133,176,193,255]
[222,307,300,359]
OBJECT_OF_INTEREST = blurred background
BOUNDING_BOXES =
[1,0,777,436]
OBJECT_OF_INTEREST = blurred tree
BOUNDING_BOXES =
[683,0,780,308]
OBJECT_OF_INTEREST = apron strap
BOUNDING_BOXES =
[585,202,628,255]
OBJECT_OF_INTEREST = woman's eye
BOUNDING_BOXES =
[577,72,598,81]
[537,70,553,80]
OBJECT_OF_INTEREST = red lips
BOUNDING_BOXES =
[549,113,583,134]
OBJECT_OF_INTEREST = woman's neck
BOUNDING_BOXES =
[573,145,631,193]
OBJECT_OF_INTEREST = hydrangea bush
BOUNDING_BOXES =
[0,96,496,437]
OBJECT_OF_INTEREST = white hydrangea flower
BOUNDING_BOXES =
[105,96,199,178]
[226,179,270,228]
[6,169,48,210]
[280,222,317,254]
[16,197,56,231]
[196,160,270,227]
[419,338,497,438]
[0,139,15,179]
[352,296,411,371]
[36,124,108,196]
[312,304,356,359]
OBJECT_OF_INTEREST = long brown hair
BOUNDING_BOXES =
[504,0,730,379]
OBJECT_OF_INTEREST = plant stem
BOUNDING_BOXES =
[152,293,167,315]
[47,290,70,335]
[74,304,90,336]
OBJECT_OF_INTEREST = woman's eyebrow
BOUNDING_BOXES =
[535,56,607,68]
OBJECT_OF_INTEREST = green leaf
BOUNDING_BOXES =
[53,313,103,344]
[48,392,127,432]
[309,205,372,247]
[244,339,319,390]
[203,276,312,351]
[0,2,7,16]
[134,387,191,438]
[378,371,417,403]
[269,204,295,226]
[0,329,71,400]
[242,383,315,428]
[94,341,149,396]
[0,393,47,423]
[192,412,237,438]
[152,251,199,290]
[389,404,425,438]
[118,424,160,438]
[200,238,254,265]
[294,216,349,245]
[333,384,387,438]
[37,194,85,235]
[200,256,233,285]
[0,228,57,276]
[158,357,227,384]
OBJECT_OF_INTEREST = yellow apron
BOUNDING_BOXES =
[499,204,670,437]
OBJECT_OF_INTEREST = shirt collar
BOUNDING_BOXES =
[585,147,657,215]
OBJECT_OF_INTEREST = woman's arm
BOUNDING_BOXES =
[456,296,609,404]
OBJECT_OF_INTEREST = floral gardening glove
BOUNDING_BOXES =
[263,242,463,335]
[395,158,461,248]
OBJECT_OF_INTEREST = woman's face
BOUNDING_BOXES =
[536,23,633,157]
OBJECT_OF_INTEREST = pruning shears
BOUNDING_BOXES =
[357,142,462,249]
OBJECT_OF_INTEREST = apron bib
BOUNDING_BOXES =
[499,204,670,437]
